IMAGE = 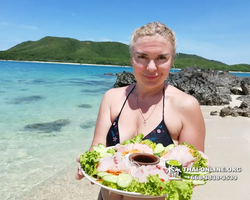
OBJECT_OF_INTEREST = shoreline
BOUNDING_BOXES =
[0,59,132,68]
[1,60,250,73]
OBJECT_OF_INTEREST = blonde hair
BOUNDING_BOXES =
[130,21,176,56]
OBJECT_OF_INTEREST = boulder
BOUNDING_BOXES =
[230,88,245,95]
[219,102,250,118]
[113,67,249,111]
[240,78,250,95]
[220,107,233,117]
[113,71,136,88]
[210,111,218,116]
[166,66,235,105]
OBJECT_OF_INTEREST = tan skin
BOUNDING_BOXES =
[76,35,206,200]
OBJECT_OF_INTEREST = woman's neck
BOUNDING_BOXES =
[135,83,165,101]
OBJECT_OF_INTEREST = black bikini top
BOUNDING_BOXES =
[106,85,174,147]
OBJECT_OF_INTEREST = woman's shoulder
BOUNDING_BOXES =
[103,84,135,101]
[166,85,200,110]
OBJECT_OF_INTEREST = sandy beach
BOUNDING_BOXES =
[18,96,250,200]
[0,59,132,68]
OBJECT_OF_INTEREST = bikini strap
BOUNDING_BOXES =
[162,86,165,120]
[117,84,136,118]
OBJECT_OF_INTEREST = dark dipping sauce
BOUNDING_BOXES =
[129,153,160,166]
[133,154,157,162]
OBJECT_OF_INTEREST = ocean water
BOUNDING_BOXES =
[0,61,249,199]
[0,61,133,199]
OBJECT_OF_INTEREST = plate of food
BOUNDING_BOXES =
[79,134,210,199]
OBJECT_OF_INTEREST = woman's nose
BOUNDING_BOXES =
[147,60,157,71]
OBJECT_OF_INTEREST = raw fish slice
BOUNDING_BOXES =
[114,143,153,154]
[97,151,137,173]
[132,165,170,183]
[97,156,118,172]
[163,145,196,167]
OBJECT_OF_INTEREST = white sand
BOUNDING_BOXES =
[192,104,250,200]
[0,60,131,67]
[19,97,250,200]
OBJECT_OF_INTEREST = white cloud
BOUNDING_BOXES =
[0,22,38,30]
[99,37,112,42]
[81,38,95,41]
[83,37,113,42]
[117,40,129,45]
[18,24,38,30]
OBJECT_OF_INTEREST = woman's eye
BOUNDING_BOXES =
[158,56,167,60]
[138,55,146,59]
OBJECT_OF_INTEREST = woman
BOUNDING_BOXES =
[76,21,206,200]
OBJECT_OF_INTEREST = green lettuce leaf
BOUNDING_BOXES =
[107,147,116,155]
[123,178,141,193]
[121,133,144,145]
[140,174,168,196]
[80,150,100,178]
[140,139,157,149]
[102,180,119,190]
[167,181,193,200]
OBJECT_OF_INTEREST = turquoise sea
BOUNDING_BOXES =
[0,60,249,199]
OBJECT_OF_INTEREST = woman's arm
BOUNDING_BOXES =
[178,95,206,152]
[75,89,114,180]
[89,89,115,150]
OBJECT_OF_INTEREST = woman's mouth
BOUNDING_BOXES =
[143,74,158,80]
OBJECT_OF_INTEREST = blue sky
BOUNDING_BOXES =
[0,0,249,65]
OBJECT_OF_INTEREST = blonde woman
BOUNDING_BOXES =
[76,21,205,200]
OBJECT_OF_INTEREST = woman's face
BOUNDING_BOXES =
[131,35,174,89]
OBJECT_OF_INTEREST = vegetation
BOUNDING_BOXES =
[0,36,249,72]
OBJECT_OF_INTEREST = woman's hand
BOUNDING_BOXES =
[75,155,85,180]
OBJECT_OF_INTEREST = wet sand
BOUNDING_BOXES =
[19,97,250,200]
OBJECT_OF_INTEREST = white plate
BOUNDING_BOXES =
[81,145,165,198]
[81,167,165,198]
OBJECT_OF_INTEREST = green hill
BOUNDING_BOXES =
[0,36,130,65]
[0,36,249,71]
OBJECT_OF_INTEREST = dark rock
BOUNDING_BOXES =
[24,119,70,133]
[78,104,92,108]
[231,111,239,117]
[219,104,250,118]
[104,73,116,76]
[239,101,248,109]
[230,88,245,95]
[113,67,250,115]
[10,95,44,104]
[166,66,235,105]
[210,111,218,116]
[113,71,136,88]
[240,78,250,95]
[81,88,108,94]
[80,120,96,129]
[220,107,232,117]
[242,111,250,117]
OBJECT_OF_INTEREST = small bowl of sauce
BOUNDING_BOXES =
[129,153,160,166]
